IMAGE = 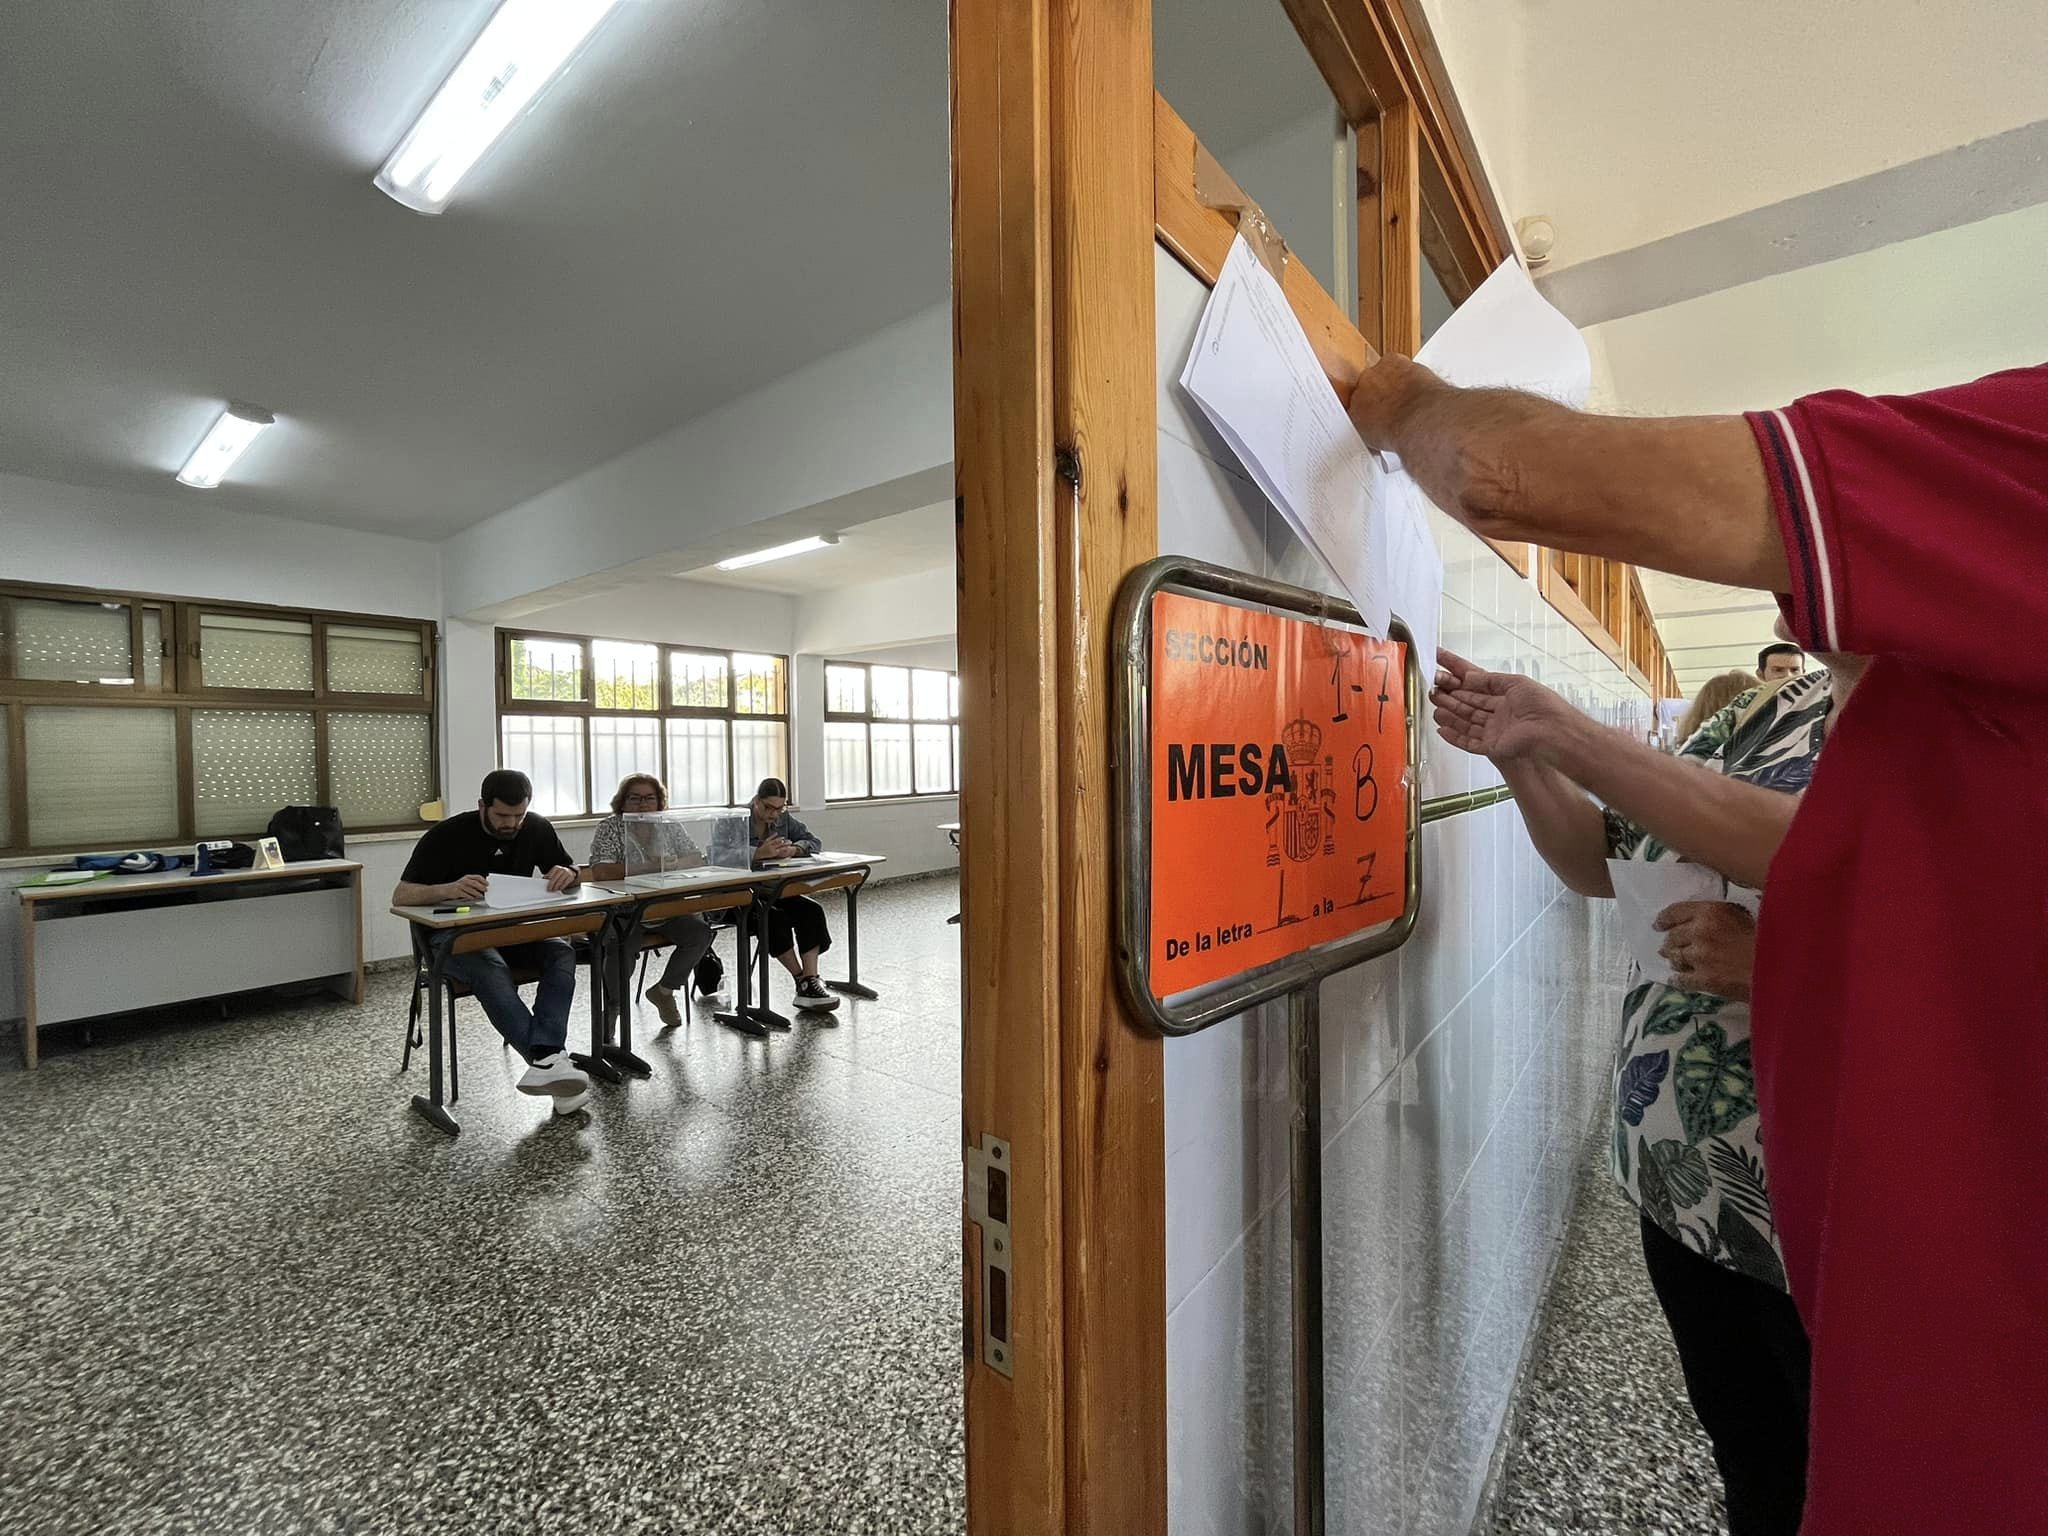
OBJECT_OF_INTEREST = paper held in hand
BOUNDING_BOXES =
[483,873,558,910]
[1177,235,1394,637]
[1176,237,1590,689]
[1606,860,1726,985]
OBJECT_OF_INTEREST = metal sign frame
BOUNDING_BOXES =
[1112,555,1424,1034]
[1111,553,1427,1536]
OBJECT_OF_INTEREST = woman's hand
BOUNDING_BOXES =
[1654,899,1756,1000]
[1430,649,1575,763]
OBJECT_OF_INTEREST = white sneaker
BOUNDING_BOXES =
[552,1087,591,1116]
[517,1053,590,1099]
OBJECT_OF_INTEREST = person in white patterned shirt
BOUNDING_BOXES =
[585,774,720,1026]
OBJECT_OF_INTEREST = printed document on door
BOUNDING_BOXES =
[1178,235,1391,637]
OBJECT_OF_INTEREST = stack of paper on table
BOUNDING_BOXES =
[482,873,558,910]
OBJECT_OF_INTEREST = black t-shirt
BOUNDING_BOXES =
[401,811,572,887]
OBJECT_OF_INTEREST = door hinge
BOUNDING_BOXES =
[965,1133,1014,1379]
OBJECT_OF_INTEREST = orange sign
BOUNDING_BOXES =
[1147,591,1408,999]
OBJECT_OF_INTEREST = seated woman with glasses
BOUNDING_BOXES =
[585,773,720,1026]
[713,777,839,1013]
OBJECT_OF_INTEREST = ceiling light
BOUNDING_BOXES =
[713,535,840,572]
[176,404,275,489]
[375,0,622,215]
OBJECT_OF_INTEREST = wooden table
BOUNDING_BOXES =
[760,851,887,1007]
[389,886,632,1135]
[16,859,364,1069]
[593,853,887,1046]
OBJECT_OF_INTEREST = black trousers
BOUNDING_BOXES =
[1639,1215,1812,1536]
[763,895,831,961]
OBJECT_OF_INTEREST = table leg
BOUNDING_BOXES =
[713,902,769,1039]
[572,930,625,1084]
[410,935,460,1136]
[747,895,792,1031]
[599,913,653,1077]
[823,882,880,1001]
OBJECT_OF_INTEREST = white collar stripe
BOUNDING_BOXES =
[1770,409,1840,651]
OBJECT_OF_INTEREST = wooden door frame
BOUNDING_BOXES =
[954,3,1671,1532]
[953,0,1165,1531]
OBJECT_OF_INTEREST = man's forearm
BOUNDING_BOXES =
[1353,361,1790,592]
[1498,757,1614,897]
[393,880,444,907]
[1544,714,1797,889]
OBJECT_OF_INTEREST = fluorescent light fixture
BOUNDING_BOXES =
[176,404,275,489]
[375,0,623,214]
[713,535,840,572]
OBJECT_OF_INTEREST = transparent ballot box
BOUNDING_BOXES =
[621,811,750,890]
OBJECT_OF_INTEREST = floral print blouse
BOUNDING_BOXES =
[1603,670,1834,1289]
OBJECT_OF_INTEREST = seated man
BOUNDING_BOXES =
[584,772,720,1028]
[715,776,839,1013]
[393,768,590,1115]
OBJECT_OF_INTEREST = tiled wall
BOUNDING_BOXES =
[1155,246,1648,1535]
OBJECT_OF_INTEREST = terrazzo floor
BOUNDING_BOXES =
[1478,1143,1726,1536]
[1,876,966,1536]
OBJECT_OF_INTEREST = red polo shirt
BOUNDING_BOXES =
[1746,368,2048,1533]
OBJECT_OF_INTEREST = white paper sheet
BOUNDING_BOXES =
[483,873,558,910]
[1414,256,1591,407]
[1379,473,1443,687]
[1179,236,1391,636]
[1606,860,1727,984]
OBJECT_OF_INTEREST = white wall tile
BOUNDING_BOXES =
[1154,264,1656,1535]
[1166,1003,1292,1316]
[1159,429,1269,573]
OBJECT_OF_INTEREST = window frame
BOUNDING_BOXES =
[495,629,790,815]
[822,659,962,802]
[0,580,439,856]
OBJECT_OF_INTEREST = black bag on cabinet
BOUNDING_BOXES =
[267,805,346,862]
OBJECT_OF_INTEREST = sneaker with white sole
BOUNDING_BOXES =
[517,1053,591,1099]
[552,1087,592,1116]
[793,976,840,1011]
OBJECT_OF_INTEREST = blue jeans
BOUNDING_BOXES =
[443,939,576,1062]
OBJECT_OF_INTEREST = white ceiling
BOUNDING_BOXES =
[0,0,1321,548]
[0,0,951,537]
[1431,0,2048,271]
[1638,573,1786,696]
[680,501,954,595]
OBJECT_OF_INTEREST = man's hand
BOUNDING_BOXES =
[1430,649,1576,762]
[1655,900,1756,1000]
[1344,353,1435,452]
[543,865,578,894]
[444,874,488,902]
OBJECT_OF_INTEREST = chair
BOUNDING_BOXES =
[400,933,599,1105]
